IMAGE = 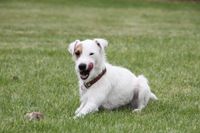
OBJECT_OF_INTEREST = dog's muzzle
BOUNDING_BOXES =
[78,63,93,80]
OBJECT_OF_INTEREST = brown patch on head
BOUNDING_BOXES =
[74,44,82,58]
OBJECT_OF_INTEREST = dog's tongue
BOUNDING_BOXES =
[88,63,93,71]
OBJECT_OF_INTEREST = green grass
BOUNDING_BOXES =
[0,0,200,132]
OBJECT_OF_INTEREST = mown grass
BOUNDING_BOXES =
[0,0,200,132]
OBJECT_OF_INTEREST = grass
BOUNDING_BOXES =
[0,0,200,132]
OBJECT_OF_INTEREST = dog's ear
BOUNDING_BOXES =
[68,40,80,55]
[94,38,108,49]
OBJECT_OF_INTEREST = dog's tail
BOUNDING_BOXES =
[137,75,158,101]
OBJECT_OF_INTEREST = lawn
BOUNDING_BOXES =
[0,0,200,132]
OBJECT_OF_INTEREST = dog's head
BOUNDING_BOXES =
[68,38,108,81]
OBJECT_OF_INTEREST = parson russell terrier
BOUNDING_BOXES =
[68,38,158,118]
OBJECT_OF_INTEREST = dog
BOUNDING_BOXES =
[68,38,157,118]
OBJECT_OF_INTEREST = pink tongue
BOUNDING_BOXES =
[88,63,93,71]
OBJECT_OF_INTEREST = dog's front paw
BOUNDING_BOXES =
[75,108,80,115]
[73,113,85,119]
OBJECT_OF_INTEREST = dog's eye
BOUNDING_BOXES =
[89,53,94,56]
[75,51,80,57]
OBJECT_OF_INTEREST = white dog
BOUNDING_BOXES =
[68,38,157,118]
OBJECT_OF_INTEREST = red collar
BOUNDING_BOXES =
[84,68,107,88]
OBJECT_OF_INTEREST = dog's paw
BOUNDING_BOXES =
[75,108,80,115]
[73,113,84,119]
[73,115,78,120]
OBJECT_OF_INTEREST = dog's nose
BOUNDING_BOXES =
[78,63,87,70]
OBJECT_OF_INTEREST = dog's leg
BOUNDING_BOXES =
[75,101,86,115]
[131,86,148,112]
[74,102,98,118]
[74,85,109,118]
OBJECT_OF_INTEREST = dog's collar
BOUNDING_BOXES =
[84,68,107,88]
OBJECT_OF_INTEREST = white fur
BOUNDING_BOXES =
[68,38,157,118]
